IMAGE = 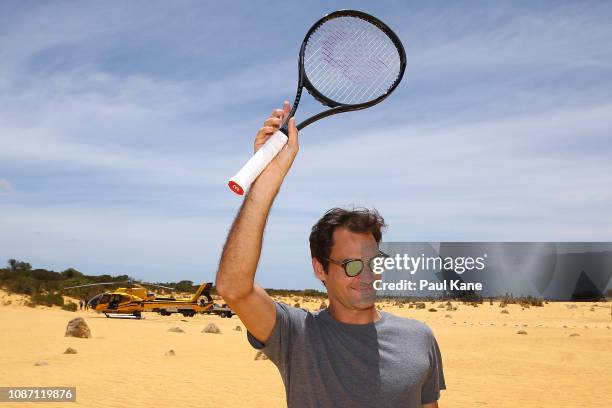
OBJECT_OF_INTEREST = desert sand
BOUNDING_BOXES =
[1,290,611,408]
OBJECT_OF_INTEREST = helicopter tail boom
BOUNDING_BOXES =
[190,282,213,303]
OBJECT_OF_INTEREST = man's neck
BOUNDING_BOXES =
[327,303,381,325]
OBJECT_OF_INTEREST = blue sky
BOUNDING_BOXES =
[2,1,612,289]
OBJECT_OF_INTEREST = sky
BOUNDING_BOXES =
[1,1,612,290]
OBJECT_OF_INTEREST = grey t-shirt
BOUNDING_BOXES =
[248,302,446,407]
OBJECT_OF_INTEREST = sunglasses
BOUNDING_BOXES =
[325,252,389,277]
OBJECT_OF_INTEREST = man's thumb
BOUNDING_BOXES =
[287,117,298,148]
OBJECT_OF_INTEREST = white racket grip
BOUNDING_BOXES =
[228,129,288,195]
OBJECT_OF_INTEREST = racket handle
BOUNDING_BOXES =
[228,129,288,195]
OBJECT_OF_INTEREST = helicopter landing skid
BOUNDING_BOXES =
[104,313,145,319]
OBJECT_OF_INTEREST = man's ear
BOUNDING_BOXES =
[312,257,327,283]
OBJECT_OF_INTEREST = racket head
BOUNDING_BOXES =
[298,10,406,110]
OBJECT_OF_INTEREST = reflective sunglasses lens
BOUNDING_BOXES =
[345,260,364,277]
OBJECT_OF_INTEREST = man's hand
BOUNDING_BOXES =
[253,100,299,190]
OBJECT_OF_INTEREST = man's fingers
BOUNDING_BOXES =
[255,103,293,154]
[269,108,285,119]
[263,117,282,127]
[255,126,276,141]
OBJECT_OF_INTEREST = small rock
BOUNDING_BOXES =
[569,333,580,337]
[168,326,185,333]
[415,302,426,309]
[165,349,176,356]
[202,323,221,334]
[63,347,78,354]
[254,351,269,361]
[501,309,509,314]
[445,315,452,318]
[293,303,300,308]
[517,330,528,335]
[234,325,242,331]
[319,302,327,310]
[34,361,48,366]
[428,308,437,312]
[65,317,91,338]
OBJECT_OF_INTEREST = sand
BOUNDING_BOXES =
[1,291,611,407]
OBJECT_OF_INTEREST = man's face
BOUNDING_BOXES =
[321,227,379,311]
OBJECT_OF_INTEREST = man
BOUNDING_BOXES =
[216,102,445,407]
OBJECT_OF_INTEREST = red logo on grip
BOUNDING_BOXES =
[228,181,244,195]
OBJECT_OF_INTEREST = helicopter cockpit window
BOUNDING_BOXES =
[121,295,131,303]
[100,294,111,304]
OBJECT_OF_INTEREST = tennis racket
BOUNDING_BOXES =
[228,9,406,195]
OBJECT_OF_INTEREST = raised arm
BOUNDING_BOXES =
[215,101,298,343]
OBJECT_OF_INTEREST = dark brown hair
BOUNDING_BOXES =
[309,207,387,271]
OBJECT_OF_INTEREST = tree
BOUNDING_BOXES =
[61,268,83,279]
[175,280,194,293]
[6,259,32,273]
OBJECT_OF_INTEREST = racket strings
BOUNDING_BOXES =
[304,16,401,105]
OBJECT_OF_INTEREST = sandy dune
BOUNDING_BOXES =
[1,292,610,407]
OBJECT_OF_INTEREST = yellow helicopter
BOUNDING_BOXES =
[64,281,214,318]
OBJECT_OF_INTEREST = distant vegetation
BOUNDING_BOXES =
[0,259,138,306]
[264,288,327,298]
[0,259,209,306]
[0,259,328,306]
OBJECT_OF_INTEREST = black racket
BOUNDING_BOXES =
[228,10,406,195]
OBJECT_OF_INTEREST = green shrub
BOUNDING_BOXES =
[32,292,64,307]
[61,302,78,312]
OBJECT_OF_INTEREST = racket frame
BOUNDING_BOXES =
[284,9,407,132]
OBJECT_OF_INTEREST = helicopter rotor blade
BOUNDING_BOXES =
[63,281,131,290]
[139,283,175,291]
[64,280,177,292]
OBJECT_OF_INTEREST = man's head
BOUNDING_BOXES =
[309,208,386,311]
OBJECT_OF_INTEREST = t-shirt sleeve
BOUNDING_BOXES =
[246,302,302,367]
[421,332,446,404]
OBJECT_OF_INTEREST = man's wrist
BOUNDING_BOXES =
[245,180,281,210]
[250,172,285,196]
